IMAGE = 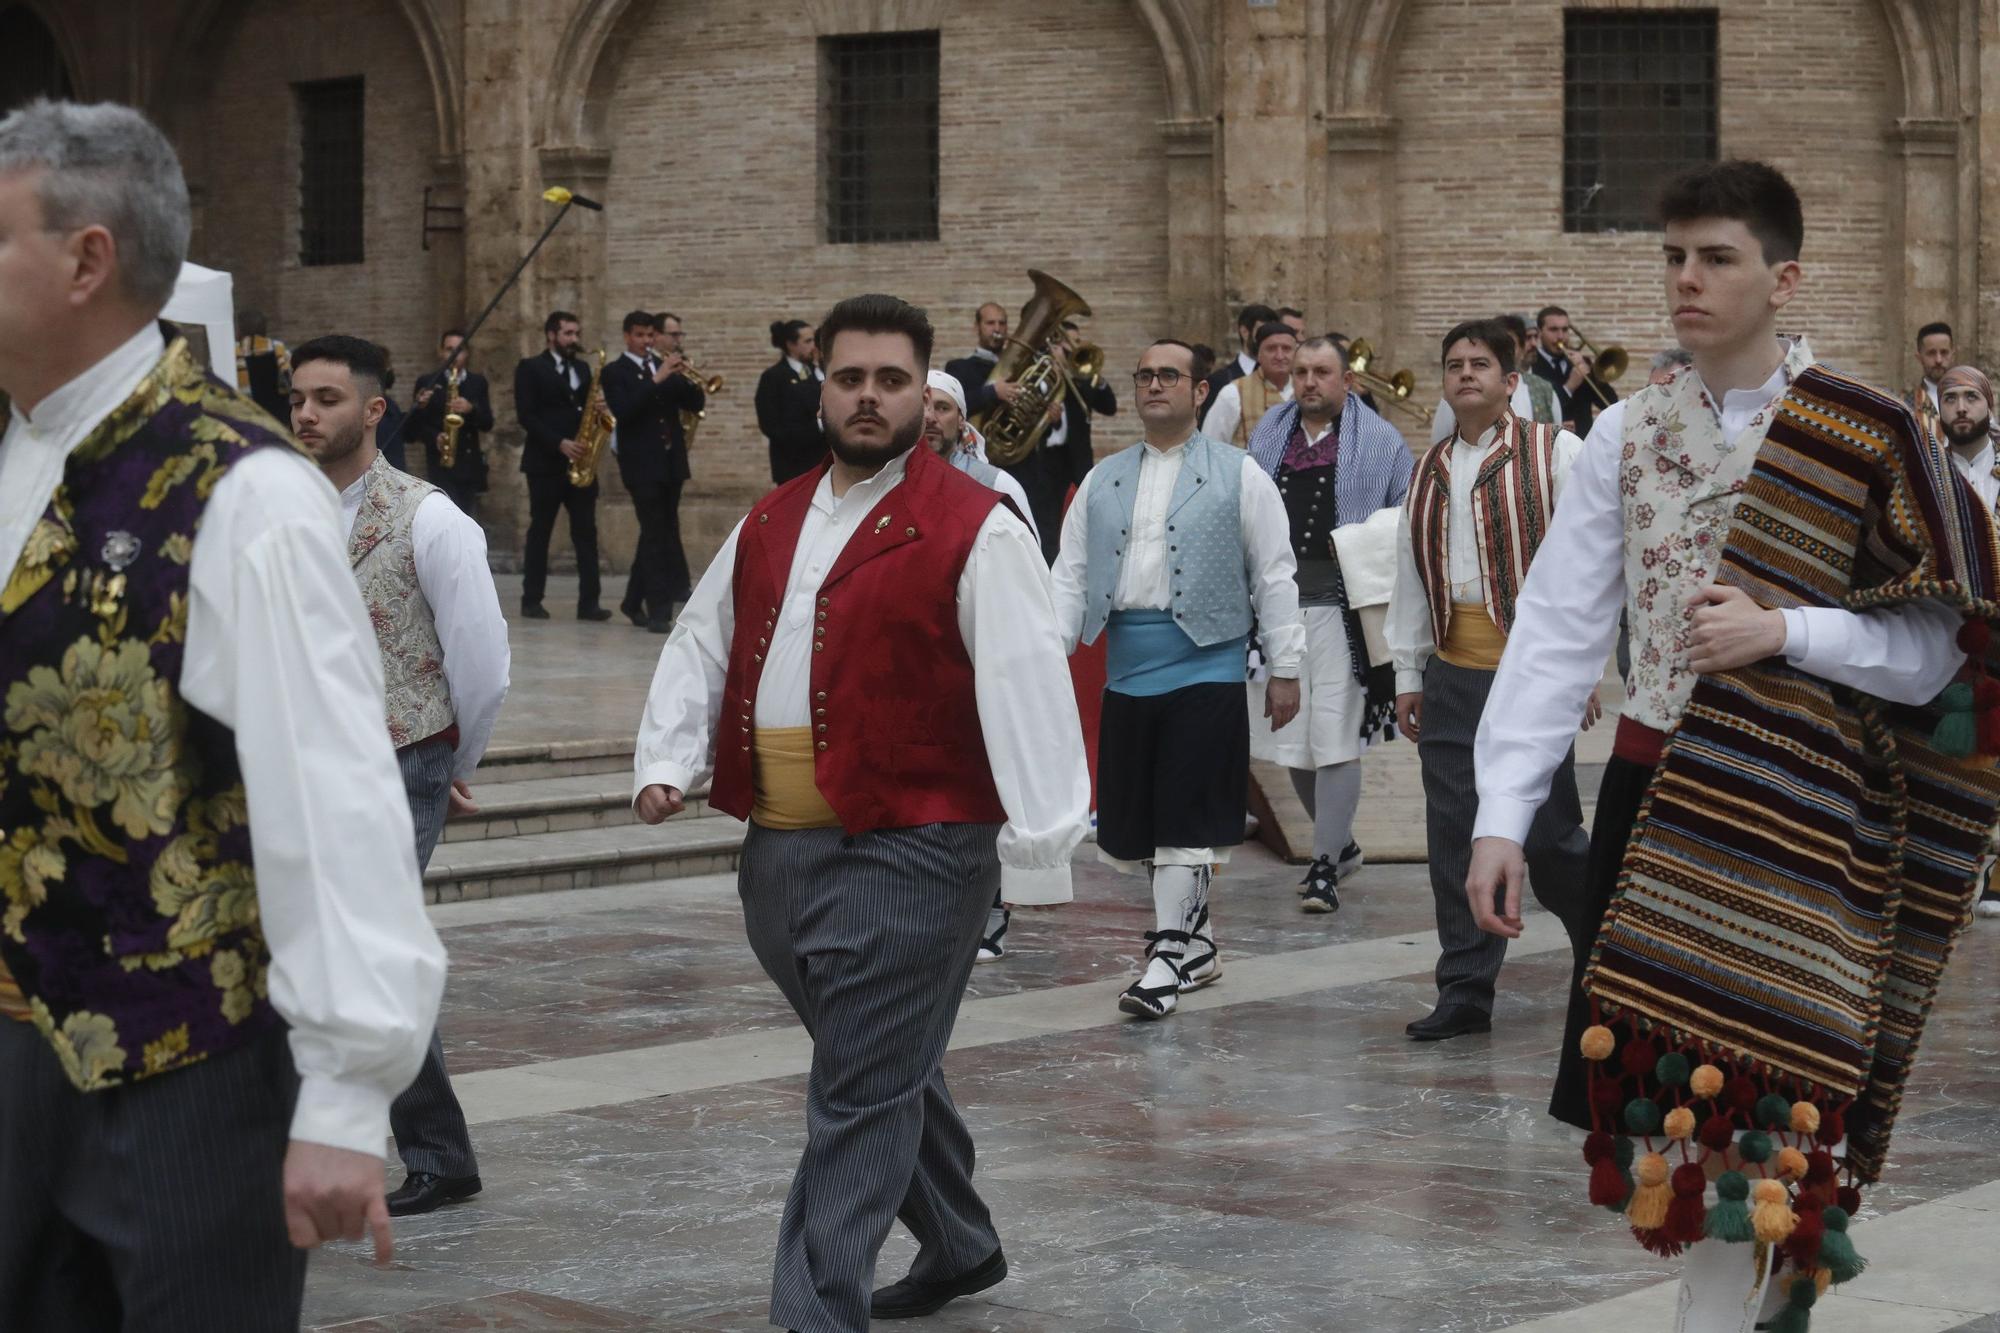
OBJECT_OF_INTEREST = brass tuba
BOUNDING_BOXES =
[974,269,1092,467]
[567,350,618,489]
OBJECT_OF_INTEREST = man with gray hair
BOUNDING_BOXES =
[0,100,444,1329]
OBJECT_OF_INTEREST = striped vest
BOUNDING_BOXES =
[1404,411,1559,648]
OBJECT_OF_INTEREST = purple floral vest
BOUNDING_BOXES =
[0,337,295,1091]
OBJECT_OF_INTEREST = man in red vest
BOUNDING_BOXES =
[633,293,1091,1332]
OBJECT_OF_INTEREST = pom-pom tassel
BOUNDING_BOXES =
[1934,681,1978,757]
[1584,1132,1631,1209]
[1631,1224,1685,1258]
[1818,1207,1868,1284]
[1704,1171,1757,1243]
[1783,1205,1826,1271]
[1764,1274,1818,1333]
[1626,1153,1672,1229]
[1665,1163,1708,1244]
[1752,1178,1798,1244]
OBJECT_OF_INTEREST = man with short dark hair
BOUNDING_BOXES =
[513,310,609,621]
[635,294,1089,1332]
[0,98,445,1328]
[1429,313,1556,443]
[1908,319,1954,435]
[408,328,493,516]
[1528,304,1595,433]
[1198,301,1279,425]
[1471,158,1999,1325]
[1387,318,1587,1040]
[602,309,703,632]
[1277,306,1306,338]
[289,334,509,1222]
[1053,338,1305,1019]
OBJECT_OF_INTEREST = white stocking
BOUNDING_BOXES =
[1140,863,1203,990]
[1673,1240,1775,1333]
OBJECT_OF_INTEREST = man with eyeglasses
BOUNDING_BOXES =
[1051,340,1304,1019]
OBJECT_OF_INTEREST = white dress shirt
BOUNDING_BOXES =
[1235,350,1256,378]
[553,348,579,391]
[336,473,511,781]
[0,326,444,1158]
[1387,419,1584,693]
[1429,378,1537,446]
[1201,375,1294,450]
[785,355,824,383]
[1049,438,1307,676]
[1473,370,1967,846]
[633,447,1091,904]
[1952,440,1999,512]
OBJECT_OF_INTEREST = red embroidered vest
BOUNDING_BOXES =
[1406,411,1560,647]
[708,444,1009,833]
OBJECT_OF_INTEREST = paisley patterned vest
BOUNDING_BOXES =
[0,338,294,1091]
[347,455,454,747]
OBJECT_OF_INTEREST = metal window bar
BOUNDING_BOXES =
[298,77,365,266]
[822,32,940,245]
[1562,11,1718,234]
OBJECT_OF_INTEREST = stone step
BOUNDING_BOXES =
[423,817,748,905]
[446,773,719,843]
[477,737,634,783]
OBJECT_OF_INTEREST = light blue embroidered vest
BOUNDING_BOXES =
[1080,432,1250,648]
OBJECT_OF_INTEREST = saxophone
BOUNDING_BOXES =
[566,350,617,488]
[439,366,465,470]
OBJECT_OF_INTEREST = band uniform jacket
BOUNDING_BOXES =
[513,352,592,480]
[600,355,704,489]
[944,352,1001,416]
[408,369,495,490]
[755,357,824,484]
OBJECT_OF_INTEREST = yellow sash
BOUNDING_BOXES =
[1437,604,1506,670]
[752,727,842,830]
[0,958,27,1024]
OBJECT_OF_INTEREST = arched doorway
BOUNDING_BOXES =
[0,5,74,113]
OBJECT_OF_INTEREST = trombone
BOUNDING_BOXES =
[1563,328,1629,410]
[1345,338,1434,426]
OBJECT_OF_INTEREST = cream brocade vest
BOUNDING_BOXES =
[1617,337,1817,732]
[348,455,456,746]
[1233,375,1288,446]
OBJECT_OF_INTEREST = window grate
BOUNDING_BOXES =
[821,32,939,245]
[1563,11,1718,234]
[297,77,365,266]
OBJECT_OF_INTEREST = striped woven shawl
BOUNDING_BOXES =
[1582,363,2000,1183]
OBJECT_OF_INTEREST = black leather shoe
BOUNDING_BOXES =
[1405,1003,1492,1042]
[871,1248,1007,1319]
[646,616,673,634]
[519,602,550,620]
[577,606,613,622]
[385,1171,482,1217]
[620,602,647,628]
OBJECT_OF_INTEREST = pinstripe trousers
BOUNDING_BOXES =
[739,820,1004,1333]
[390,737,479,1179]
[1421,658,1590,1013]
[0,1021,306,1331]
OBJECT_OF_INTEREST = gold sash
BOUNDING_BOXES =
[752,727,841,830]
[1437,603,1506,670]
[0,958,27,1024]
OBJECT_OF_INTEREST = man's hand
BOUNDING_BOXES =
[414,387,436,409]
[1465,837,1527,939]
[1044,399,1064,425]
[1566,357,1591,392]
[1688,584,1786,674]
[447,780,478,818]
[558,438,584,462]
[992,380,1023,405]
[1395,691,1423,743]
[1265,676,1301,731]
[636,784,685,823]
[283,1141,393,1264]
[1581,691,1603,731]
[447,396,472,415]
[434,432,448,450]
[653,353,687,384]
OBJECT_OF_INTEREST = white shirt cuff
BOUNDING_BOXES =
[1396,667,1425,696]
[1471,797,1537,847]
[1001,863,1073,906]
[289,1072,393,1158]
[1780,607,1809,663]
[634,758,700,806]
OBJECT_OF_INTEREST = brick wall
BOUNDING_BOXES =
[1384,0,1899,446]
[176,0,443,420]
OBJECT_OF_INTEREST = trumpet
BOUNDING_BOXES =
[660,349,725,395]
[1563,328,1629,409]
[1345,339,1434,426]
[439,365,465,470]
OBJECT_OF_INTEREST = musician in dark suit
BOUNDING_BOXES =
[1198,302,1277,427]
[755,318,824,484]
[408,328,493,516]
[512,309,610,621]
[601,310,704,632]
[993,321,1113,565]
[943,301,1010,416]
[1528,305,1600,435]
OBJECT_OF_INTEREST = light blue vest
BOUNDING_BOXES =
[1080,432,1251,648]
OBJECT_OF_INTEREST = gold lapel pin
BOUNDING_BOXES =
[874,515,890,533]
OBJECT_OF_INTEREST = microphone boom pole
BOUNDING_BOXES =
[418,186,597,389]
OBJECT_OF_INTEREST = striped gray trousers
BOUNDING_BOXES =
[1421,657,1589,1013]
[390,736,478,1179]
[740,820,1003,1333]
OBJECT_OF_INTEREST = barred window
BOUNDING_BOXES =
[821,32,939,245]
[1563,11,1718,233]
[0,6,74,114]
[297,77,365,266]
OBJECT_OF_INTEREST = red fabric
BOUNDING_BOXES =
[709,445,1009,834]
[1061,481,1105,807]
[1613,715,1667,766]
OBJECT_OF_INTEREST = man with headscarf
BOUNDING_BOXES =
[1939,364,2000,923]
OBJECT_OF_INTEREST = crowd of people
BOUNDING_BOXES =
[7,95,2000,1333]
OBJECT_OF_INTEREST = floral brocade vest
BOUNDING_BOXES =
[1618,337,1817,732]
[348,455,454,748]
[0,338,294,1092]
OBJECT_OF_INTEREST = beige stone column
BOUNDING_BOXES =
[1889,117,1962,359]
[1322,112,1396,351]
[1162,117,1223,345]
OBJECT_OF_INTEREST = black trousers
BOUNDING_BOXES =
[0,1023,306,1332]
[1548,753,1655,1130]
[522,472,602,610]
[622,474,689,620]
[1095,682,1250,863]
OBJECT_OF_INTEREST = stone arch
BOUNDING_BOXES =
[151,0,461,156]
[0,2,82,108]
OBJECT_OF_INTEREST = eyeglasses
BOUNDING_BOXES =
[1132,369,1185,388]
